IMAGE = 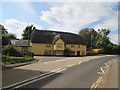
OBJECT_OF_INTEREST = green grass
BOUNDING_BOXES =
[1,55,34,65]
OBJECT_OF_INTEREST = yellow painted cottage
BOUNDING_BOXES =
[11,30,86,56]
[30,29,86,56]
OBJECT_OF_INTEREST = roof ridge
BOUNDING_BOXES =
[34,29,78,36]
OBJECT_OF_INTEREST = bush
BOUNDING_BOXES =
[22,52,34,57]
[2,45,23,57]
[64,48,72,56]
[101,44,120,54]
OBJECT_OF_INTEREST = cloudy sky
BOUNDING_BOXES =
[0,0,119,44]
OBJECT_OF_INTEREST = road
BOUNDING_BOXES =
[21,56,118,88]
[2,55,118,89]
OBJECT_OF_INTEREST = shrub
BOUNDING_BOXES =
[2,45,23,57]
[64,48,72,56]
[22,52,34,57]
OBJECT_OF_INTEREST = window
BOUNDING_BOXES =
[44,50,51,55]
[22,47,28,52]
[71,44,75,48]
[78,45,80,48]
[58,43,62,48]
[46,44,51,47]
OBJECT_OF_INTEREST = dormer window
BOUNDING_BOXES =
[58,43,62,48]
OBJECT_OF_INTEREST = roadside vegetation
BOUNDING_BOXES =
[1,44,34,65]
[1,24,35,65]
[1,55,34,65]
[78,28,120,55]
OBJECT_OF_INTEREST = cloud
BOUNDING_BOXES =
[2,0,119,2]
[110,34,120,44]
[94,13,118,31]
[2,19,41,39]
[19,2,36,17]
[40,2,117,33]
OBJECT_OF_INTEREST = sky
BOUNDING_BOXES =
[0,0,120,44]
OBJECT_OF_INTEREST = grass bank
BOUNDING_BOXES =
[1,55,35,65]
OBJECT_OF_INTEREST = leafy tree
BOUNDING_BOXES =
[1,25,17,46]
[0,24,8,34]
[78,28,99,48]
[22,25,35,39]
[2,36,11,46]
[98,28,110,37]
[2,33,17,40]
[96,28,111,49]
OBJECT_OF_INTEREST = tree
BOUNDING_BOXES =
[2,36,11,46]
[2,33,17,40]
[1,25,17,46]
[98,28,110,37]
[22,25,35,39]
[0,24,8,34]
[78,28,99,48]
[96,28,111,49]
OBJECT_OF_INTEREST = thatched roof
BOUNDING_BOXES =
[31,29,85,45]
[11,40,29,46]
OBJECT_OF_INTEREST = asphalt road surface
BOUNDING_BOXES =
[2,55,119,89]
[19,56,118,88]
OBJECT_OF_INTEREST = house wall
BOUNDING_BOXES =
[30,41,86,56]
[54,39,65,50]
[30,43,53,55]
[80,45,86,55]
[66,44,86,55]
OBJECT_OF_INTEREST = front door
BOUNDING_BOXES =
[77,51,80,56]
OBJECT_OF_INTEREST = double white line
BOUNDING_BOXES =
[2,68,66,89]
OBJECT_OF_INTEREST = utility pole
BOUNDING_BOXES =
[91,31,92,49]
[28,26,31,52]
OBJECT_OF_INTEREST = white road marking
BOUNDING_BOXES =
[42,58,73,64]
[97,66,106,75]
[13,68,66,88]
[2,68,62,89]
[100,66,106,74]
[108,61,111,64]
[105,63,108,67]
[97,72,103,74]
[86,59,90,62]
[79,61,81,64]
[67,64,76,67]
[35,60,41,64]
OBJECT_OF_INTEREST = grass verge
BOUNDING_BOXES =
[1,55,34,65]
